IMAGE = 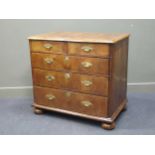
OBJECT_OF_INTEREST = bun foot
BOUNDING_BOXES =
[101,122,115,130]
[122,104,127,112]
[34,107,44,114]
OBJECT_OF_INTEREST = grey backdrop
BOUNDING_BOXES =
[0,19,155,87]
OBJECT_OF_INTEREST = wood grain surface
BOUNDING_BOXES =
[28,32,129,43]
[30,40,67,54]
[34,86,108,117]
[32,69,109,96]
[68,42,109,58]
[31,53,109,75]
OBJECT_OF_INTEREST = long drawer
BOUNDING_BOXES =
[31,53,109,75]
[33,69,108,96]
[34,86,108,117]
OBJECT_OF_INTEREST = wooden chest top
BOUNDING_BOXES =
[28,32,129,43]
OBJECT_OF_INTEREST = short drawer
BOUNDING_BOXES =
[33,69,108,96]
[68,42,109,58]
[34,86,108,117]
[30,40,66,54]
[31,53,109,75]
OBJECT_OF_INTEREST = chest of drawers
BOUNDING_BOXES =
[28,32,129,130]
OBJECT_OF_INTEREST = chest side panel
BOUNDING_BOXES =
[108,38,129,117]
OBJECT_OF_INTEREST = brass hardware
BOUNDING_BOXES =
[81,61,92,68]
[45,75,55,81]
[43,43,53,49]
[64,56,70,66]
[81,100,92,107]
[44,58,54,64]
[81,80,92,86]
[64,56,70,62]
[65,92,71,97]
[64,73,71,79]
[46,94,56,100]
[81,46,93,52]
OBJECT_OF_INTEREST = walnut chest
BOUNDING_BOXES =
[28,32,129,130]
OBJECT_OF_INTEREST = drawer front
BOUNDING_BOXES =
[33,69,108,96]
[68,42,109,58]
[31,53,109,75]
[30,40,66,54]
[34,86,108,117]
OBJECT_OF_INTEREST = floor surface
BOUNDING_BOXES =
[0,93,155,135]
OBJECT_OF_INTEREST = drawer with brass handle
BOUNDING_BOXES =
[31,53,109,75]
[68,42,110,58]
[34,86,108,117]
[33,69,108,96]
[29,40,66,54]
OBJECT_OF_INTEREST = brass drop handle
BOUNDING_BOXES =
[81,61,92,68]
[44,58,54,64]
[81,80,92,86]
[81,46,93,52]
[81,100,92,107]
[64,73,71,79]
[46,94,56,100]
[43,43,53,49]
[45,75,55,81]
